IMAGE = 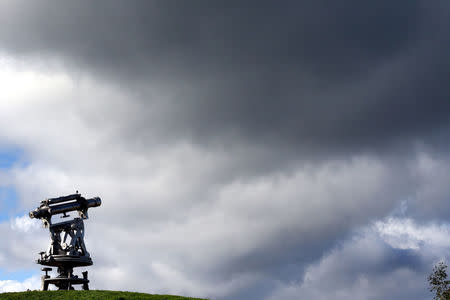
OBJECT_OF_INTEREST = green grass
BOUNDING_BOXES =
[0,290,208,300]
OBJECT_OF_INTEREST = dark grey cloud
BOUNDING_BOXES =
[0,1,421,75]
[1,0,449,159]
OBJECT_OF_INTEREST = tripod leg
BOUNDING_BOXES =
[41,275,49,291]
[82,271,89,290]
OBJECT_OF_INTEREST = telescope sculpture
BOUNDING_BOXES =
[29,193,101,291]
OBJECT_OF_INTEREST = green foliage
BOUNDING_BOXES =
[429,261,450,300]
[0,290,208,300]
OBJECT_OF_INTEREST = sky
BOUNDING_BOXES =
[0,1,449,299]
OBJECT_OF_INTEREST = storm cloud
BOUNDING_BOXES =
[1,0,449,153]
[0,1,449,299]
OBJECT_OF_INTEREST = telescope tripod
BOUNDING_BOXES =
[41,267,89,291]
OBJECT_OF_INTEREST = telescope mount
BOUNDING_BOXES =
[29,193,101,291]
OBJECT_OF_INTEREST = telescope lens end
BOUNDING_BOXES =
[94,197,101,207]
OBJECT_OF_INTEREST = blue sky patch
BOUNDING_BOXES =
[0,146,28,223]
[0,186,19,223]
[0,268,38,282]
[0,147,25,169]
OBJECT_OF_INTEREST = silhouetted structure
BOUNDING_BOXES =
[29,193,101,290]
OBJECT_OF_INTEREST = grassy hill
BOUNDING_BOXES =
[0,290,208,300]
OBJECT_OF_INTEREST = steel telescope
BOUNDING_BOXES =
[29,194,101,224]
[29,192,101,291]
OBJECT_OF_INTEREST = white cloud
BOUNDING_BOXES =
[0,275,40,293]
[10,215,41,233]
[375,217,450,250]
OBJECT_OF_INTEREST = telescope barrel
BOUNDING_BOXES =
[43,194,81,205]
[49,197,101,216]
[29,197,101,219]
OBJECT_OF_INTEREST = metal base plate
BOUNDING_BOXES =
[38,255,93,268]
